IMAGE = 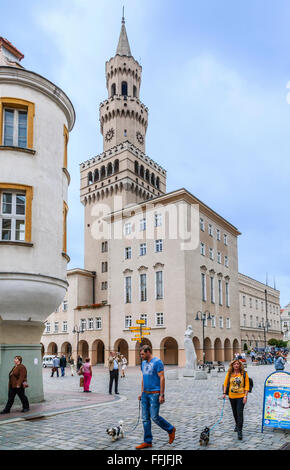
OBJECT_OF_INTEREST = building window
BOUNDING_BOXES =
[121,81,128,96]
[140,243,147,256]
[140,218,146,231]
[250,315,253,327]
[62,321,68,332]
[125,276,132,303]
[256,317,259,328]
[140,273,147,301]
[155,239,163,252]
[209,248,214,260]
[225,282,230,307]
[62,300,68,312]
[0,191,26,241]
[45,322,51,333]
[200,242,205,256]
[210,276,215,303]
[249,298,252,308]
[154,213,162,227]
[255,299,258,310]
[219,317,223,328]
[201,273,206,302]
[208,224,213,236]
[216,229,221,241]
[63,125,69,169]
[225,256,229,267]
[242,295,246,307]
[125,315,132,328]
[95,317,102,329]
[211,315,216,328]
[125,247,132,259]
[200,218,205,231]
[261,301,264,312]
[124,222,132,235]
[111,83,116,96]
[88,318,94,330]
[156,312,164,326]
[156,271,163,299]
[101,241,108,252]
[140,313,147,326]
[101,262,108,273]
[243,314,246,327]
[80,319,86,331]
[224,234,228,245]
[101,281,107,290]
[226,318,231,329]
[0,98,35,149]
[218,279,222,305]
[54,322,59,333]
[217,252,222,264]
[63,201,68,255]
[133,85,137,98]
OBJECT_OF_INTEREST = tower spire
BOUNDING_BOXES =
[116,8,132,57]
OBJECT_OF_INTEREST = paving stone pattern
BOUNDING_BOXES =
[0,363,289,450]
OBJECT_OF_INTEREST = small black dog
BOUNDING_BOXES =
[199,427,210,446]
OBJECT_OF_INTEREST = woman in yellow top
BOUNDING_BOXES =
[223,359,250,440]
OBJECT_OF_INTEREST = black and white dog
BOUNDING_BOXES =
[199,427,210,446]
[106,420,125,441]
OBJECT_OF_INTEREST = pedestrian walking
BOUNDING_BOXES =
[274,352,285,371]
[77,355,83,372]
[250,350,256,362]
[136,345,176,449]
[51,355,60,377]
[108,351,121,395]
[80,358,93,392]
[60,354,67,377]
[0,356,30,414]
[69,356,75,376]
[223,359,250,441]
[120,355,127,378]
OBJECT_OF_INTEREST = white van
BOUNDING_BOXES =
[42,355,55,368]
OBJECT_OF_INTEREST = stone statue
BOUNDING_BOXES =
[184,325,197,371]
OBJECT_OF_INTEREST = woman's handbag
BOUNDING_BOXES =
[79,376,84,387]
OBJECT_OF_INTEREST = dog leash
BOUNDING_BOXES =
[209,398,225,432]
[127,400,141,433]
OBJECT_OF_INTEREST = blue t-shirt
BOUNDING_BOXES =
[141,357,164,392]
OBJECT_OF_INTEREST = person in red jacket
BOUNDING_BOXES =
[0,356,30,414]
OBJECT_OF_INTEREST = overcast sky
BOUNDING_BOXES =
[2,0,290,306]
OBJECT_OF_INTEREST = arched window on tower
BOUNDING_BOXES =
[121,81,128,96]
[133,85,137,98]
[156,177,160,189]
[111,83,116,97]
[107,162,113,177]
[134,161,139,175]
[140,165,144,179]
[100,165,106,179]
[88,172,93,185]
[94,169,99,182]
[114,159,119,173]
[151,173,155,187]
[145,169,150,182]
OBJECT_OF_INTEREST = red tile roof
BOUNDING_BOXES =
[0,37,24,60]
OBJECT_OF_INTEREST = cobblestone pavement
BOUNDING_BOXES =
[0,363,289,450]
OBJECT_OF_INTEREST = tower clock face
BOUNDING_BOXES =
[136,131,144,144]
[105,128,114,142]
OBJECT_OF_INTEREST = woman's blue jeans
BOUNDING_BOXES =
[141,392,174,443]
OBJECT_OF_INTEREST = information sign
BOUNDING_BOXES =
[262,371,290,432]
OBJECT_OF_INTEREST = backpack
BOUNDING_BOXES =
[224,371,253,395]
[274,357,285,370]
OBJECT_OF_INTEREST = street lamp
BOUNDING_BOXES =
[259,320,271,349]
[195,310,212,366]
[73,324,84,360]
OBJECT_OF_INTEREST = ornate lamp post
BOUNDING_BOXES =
[72,325,84,361]
[259,320,271,349]
[195,310,212,366]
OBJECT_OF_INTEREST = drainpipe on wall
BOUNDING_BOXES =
[91,271,96,304]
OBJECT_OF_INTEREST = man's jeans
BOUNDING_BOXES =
[61,367,65,377]
[141,392,174,444]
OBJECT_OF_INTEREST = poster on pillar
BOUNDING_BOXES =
[262,371,290,432]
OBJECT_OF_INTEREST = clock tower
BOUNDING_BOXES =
[100,15,147,153]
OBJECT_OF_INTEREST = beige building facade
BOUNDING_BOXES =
[239,273,282,350]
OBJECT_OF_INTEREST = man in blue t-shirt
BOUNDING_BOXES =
[136,345,175,449]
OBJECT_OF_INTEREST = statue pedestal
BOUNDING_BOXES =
[166,370,179,380]
[194,370,208,380]
[182,368,195,377]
